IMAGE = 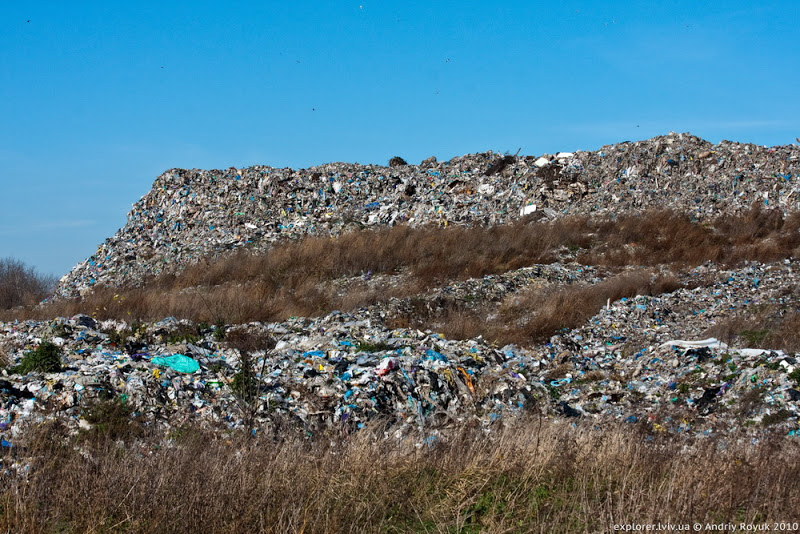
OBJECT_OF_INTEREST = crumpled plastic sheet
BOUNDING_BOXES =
[150,354,200,374]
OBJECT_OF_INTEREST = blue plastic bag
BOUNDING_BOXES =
[151,354,200,374]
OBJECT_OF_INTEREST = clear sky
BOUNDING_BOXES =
[1,1,798,278]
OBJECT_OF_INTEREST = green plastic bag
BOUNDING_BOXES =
[151,354,200,374]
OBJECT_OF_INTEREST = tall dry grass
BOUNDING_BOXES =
[577,207,800,267]
[491,270,683,345]
[388,270,684,346]
[705,307,800,353]
[1,417,797,533]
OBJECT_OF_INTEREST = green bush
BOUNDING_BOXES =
[107,328,131,346]
[231,367,258,400]
[740,329,769,345]
[81,397,143,442]
[213,319,226,341]
[789,367,800,386]
[12,341,63,374]
[163,325,201,344]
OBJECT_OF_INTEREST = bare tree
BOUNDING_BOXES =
[0,257,56,309]
[225,326,278,435]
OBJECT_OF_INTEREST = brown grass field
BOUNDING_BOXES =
[1,415,797,533]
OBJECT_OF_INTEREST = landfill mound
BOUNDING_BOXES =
[3,132,798,442]
[57,132,800,297]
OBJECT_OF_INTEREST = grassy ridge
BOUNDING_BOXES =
[7,205,800,350]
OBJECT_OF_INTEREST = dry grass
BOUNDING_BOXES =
[490,270,683,345]
[577,206,800,267]
[0,220,583,323]
[704,305,800,353]
[390,270,684,346]
[1,417,797,533]
[5,206,800,336]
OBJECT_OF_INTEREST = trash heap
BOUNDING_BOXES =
[0,312,544,440]
[3,259,800,441]
[10,132,796,440]
[56,132,800,297]
[534,259,800,435]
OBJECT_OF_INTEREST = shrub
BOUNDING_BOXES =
[226,329,276,433]
[213,318,227,341]
[163,324,201,344]
[230,367,258,400]
[80,397,143,442]
[789,368,800,387]
[12,341,62,374]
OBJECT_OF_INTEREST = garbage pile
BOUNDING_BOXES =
[56,132,800,297]
[531,259,800,435]
[0,312,545,440]
[3,259,799,441]
[368,258,800,437]
[18,133,797,440]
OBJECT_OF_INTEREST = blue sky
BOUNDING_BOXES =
[1,1,798,278]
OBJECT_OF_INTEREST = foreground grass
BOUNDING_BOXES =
[1,417,797,533]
